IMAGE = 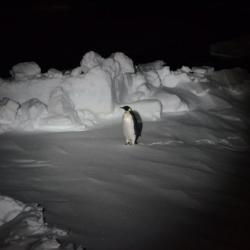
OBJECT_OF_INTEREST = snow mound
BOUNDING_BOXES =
[161,70,191,88]
[16,99,48,129]
[102,57,121,78]
[10,62,41,80]
[144,70,162,88]
[45,68,63,78]
[34,87,86,131]
[153,89,188,113]
[77,109,98,127]
[105,99,162,122]
[1,51,249,133]
[137,60,165,71]
[70,66,83,77]
[138,65,191,88]
[62,66,113,114]
[0,195,83,250]
[80,51,104,73]
[0,98,20,124]
[191,66,214,75]
[111,52,135,74]
[211,68,250,87]
[114,73,151,104]
[48,87,80,124]
[0,195,26,226]
[0,78,62,105]
[129,100,162,121]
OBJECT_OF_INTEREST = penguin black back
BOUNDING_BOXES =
[130,110,142,143]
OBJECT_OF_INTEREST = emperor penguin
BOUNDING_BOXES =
[120,106,142,145]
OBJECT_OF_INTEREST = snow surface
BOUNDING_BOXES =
[10,62,41,81]
[1,51,249,134]
[0,195,83,249]
[0,51,250,249]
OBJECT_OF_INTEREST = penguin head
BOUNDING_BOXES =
[120,106,132,112]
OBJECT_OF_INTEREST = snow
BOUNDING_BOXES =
[0,51,250,249]
[160,70,191,88]
[111,52,135,74]
[0,195,83,249]
[113,72,151,104]
[0,98,20,124]
[152,89,188,113]
[0,78,62,106]
[0,51,249,132]
[210,67,250,87]
[16,98,48,130]
[45,68,63,78]
[0,196,25,226]
[143,70,163,88]
[137,60,166,71]
[80,51,105,73]
[62,66,114,114]
[126,99,162,121]
[10,62,41,81]
[47,87,80,124]
[0,51,192,132]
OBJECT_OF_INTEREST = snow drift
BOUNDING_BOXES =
[0,51,250,133]
[0,195,83,250]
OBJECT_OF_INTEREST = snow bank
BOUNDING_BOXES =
[10,62,41,80]
[210,67,250,87]
[114,73,151,104]
[137,60,165,71]
[129,99,162,121]
[80,51,104,73]
[152,89,188,113]
[62,66,114,114]
[111,52,135,74]
[48,87,80,124]
[0,98,20,124]
[1,51,249,133]
[0,78,62,105]
[45,68,63,78]
[16,98,48,129]
[0,195,83,250]
[0,196,26,226]
[105,99,162,122]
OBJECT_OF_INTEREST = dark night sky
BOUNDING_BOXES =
[0,0,250,76]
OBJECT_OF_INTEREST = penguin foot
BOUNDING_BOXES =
[125,140,134,145]
[125,142,132,145]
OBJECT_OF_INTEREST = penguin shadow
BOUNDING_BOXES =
[132,110,143,144]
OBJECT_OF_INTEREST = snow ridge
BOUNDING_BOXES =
[0,195,83,250]
[2,51,248,133]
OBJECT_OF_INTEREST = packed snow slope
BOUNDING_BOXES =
[1,50,243,134]
[0,52,250,249]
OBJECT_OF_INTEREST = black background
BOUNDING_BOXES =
[0,0,250,77]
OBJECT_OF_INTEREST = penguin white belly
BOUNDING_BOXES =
[122,112,136,144]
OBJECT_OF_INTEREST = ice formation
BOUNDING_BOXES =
[0,195,83,250]
[16,98,48,130]
[0,97,20,124]
[0,51,249,133]
[10,62,41,80]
